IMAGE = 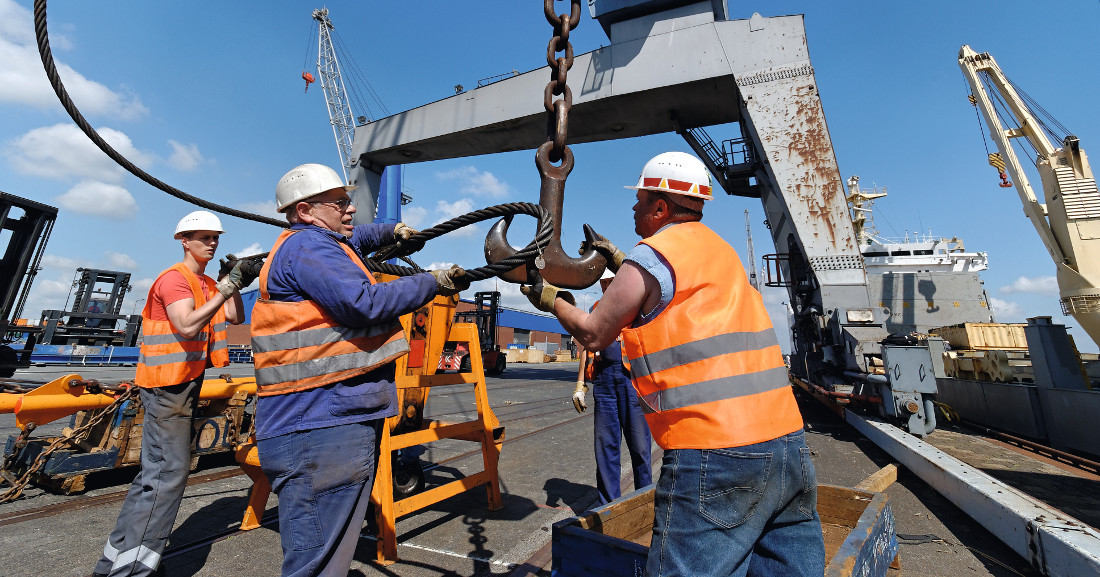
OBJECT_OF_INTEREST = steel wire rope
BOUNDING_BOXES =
[31,0,289,229]
[33,0,552,282]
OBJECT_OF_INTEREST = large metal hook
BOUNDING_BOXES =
[484,142,607,289]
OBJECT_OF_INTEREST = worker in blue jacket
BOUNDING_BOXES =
[574,269,652,505]
[253,163,468,577]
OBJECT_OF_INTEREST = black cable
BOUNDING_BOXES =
[366,203,553,281]
[32,0,551,282]
[32,0,289,228]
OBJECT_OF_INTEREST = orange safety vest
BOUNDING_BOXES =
[620,222,804,450]
[250,229,409,397]
[135,263,229,388]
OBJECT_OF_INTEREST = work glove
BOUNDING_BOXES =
[520,276,575,313]
[579,234,626,273]
[215,259,248,298]
[572,381,589,413]
[394,222,419,242]
[217,254,238,280]
[430,265,469,297]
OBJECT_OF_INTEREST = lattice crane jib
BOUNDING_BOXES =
[313,8,357,182]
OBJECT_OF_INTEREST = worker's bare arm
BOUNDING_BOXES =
[555,261,656,351]
[166,294,229,340]
[223,291,245,325]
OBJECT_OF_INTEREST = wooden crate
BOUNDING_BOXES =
[932,322,1028,350]
[551,483,897,577]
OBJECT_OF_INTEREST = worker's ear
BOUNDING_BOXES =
[293,201,315,225]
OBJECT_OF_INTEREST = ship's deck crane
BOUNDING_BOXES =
[959,45,1100,346]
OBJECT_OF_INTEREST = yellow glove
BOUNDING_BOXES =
[572,381,589,413]
[394,222,419,242]
[520,277,575,313]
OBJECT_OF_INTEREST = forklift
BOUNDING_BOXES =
[438,291,506,375]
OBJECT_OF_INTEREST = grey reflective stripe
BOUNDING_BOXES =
[138,350,207,367]
[255,337,409,386]
[142,332,208,345]
[212,321,229,332]
[252,321,401,354]
[211,339,228,352]
[639,365,790,412]
[629,329,780,379]
[111,544,161,572]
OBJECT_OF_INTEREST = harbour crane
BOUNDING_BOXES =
[312,8,357,182]
[744,210,760,292]
[959,45,1100,346]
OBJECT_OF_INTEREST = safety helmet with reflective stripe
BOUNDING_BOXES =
[625,151,713,201]
[174,210,225,239]
[275,163,357,213]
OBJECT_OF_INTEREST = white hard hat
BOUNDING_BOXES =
[600,268,615,281]
[275,163,357,213]
[174,210,225,239]
[625,151,713,201]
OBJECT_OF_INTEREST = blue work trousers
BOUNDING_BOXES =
[258,420,381,577]
[592,371,652,506]
[95,378,201,577]
[646,430,825,577]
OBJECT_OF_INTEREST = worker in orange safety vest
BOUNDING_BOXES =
[523,152,825,577]
[94,210,250,577]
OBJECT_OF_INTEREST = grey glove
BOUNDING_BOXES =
[579,234,626,273]
[218,254,238,280]
[520,276,575,313]
[394,222,419,242]
[572,381,589,413]
[430,265,469,297]
[215,259,247,298]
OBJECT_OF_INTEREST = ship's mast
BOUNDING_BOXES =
[745,210,760,291]
[313,8,357,181]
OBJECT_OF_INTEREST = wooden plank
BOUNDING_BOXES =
[856,464,898,493]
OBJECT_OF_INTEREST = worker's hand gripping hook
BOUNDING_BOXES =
[483,144,608,289]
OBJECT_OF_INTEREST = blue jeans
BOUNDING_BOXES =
[647,430,825,577]
[258,421,381,577]
[592,371,652,505]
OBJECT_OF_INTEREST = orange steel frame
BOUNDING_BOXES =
[235,291,505,565]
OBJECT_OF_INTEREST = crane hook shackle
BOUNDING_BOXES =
[484,143,607,288]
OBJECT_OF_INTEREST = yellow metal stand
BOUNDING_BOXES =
[372,325,505,562]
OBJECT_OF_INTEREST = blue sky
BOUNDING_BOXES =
[2,1,1098,352]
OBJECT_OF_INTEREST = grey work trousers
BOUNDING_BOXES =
[94,378,201,577]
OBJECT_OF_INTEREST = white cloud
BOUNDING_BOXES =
[132,277,155,295]
[55,180,138,219]
[237,201,282,220]
[167,140,203,171]
[425,261,457,271]
[468,278,537,313]
[104,251,138,270]
[17,274,73,320]
[8,124,152,183]
[434,199,478,237]
[0,1,146,119]
[990,297,1023,321]
[41,253,90,270]
[401,205,428,229]
[1000,275,1058,296]
[233,242,266,257]
[436,166,512,198]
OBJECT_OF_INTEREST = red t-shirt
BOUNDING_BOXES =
[146,270,215,322]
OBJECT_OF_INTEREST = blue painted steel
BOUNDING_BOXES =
[375,165,403,225]
[30,345,139,366]
[240,289,259,324]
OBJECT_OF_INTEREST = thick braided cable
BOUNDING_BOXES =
[33,0,288,229]
[366,203,551,281]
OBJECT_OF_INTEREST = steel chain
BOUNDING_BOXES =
[0,385,137,503]
[541,0,581,165]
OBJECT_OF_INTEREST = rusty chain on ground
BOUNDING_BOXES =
[0,384,137,503]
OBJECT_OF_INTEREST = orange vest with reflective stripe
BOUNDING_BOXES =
[620,222,803,450]
[250,229,409,397]
[136,263,229,388]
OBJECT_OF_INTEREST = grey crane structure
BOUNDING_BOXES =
[342,0,938,435]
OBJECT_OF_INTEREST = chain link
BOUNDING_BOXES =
[0,385,137,503]
[540,0,581,165]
